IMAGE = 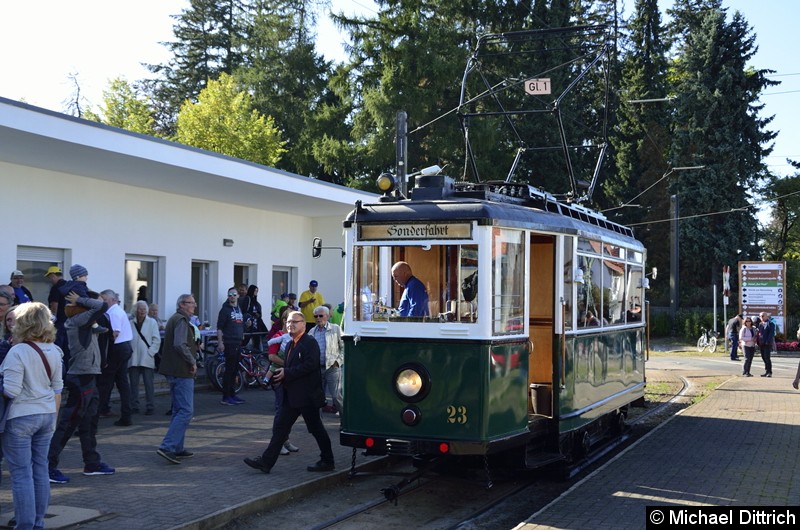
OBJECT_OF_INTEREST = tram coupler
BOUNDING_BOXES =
[380,461,430,505]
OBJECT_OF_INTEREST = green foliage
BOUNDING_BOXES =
[84,78,158,136]
[648,311,672,337]
[175,73,286,166]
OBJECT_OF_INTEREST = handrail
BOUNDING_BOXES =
[561,300,567,388]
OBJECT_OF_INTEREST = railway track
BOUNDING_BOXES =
[297,376,692,530]
[220,374,691,530]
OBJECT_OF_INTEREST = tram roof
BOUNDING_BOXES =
[344,198,644,250]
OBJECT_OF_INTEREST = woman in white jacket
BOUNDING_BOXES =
[128,300,161,415]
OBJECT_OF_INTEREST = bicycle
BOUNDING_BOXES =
[212,347,273,394]
[696,327,719,353]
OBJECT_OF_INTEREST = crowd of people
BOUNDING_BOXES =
[0,269,347,526]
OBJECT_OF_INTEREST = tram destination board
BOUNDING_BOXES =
[739,261,786,331]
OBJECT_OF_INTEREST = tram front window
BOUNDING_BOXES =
[351,244,478,323]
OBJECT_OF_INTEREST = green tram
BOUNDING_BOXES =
[339,177,650,469]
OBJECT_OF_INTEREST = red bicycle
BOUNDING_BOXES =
[211,348,272,394]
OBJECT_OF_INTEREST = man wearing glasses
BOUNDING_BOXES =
[311,305,343,415]
[244,311,335,474]
[157,294,199,464]
[216,288,246,405]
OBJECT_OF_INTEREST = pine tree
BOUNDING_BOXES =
[668,6,776,304]
[237,0,334,179]
[605,0,671,303]
[145,0,248,136]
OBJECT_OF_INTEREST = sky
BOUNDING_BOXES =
[0,0,796,177]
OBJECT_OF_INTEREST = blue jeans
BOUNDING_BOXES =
[729,334,739,359]
[129,366,155,412]
[3,413,57,530]
[321,365,342,412]
[160,376,194,453]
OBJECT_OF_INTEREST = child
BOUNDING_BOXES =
[59,264,90,298]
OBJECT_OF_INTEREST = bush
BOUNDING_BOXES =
[776,341,800,352]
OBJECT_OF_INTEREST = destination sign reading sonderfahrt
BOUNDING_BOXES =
[359,223,472,241]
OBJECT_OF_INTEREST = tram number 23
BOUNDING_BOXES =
[447,405,468,424]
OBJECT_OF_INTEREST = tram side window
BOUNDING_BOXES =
[577,254,605,327]
[492,228,525,335]
[353,246,379,321]
[604,259,625,324]
[626,265,645,322]
[563,238,574,330]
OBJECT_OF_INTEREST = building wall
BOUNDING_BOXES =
[1,160,353,320]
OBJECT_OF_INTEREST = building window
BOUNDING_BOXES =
[16,246,66,304]
[124,256,160,313]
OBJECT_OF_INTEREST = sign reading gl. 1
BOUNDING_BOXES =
[524,78,551,95]
[739,261,786,333]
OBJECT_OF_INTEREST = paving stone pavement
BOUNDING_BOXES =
[516,369,800,529]
[0,377,375,530]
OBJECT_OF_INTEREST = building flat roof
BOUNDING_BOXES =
[0,97,375,217]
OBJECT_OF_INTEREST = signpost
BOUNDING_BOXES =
[739,261,786,333]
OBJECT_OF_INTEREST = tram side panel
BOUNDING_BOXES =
[559,327,645,434]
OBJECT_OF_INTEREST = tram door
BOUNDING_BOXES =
[529,234,555,417]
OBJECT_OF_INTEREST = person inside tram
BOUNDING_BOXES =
[626,304,642,322]
[390,261,429,317]
[584,311,601,327]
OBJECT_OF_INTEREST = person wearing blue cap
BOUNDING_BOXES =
[58,264,90,299]
[299,281,325,333]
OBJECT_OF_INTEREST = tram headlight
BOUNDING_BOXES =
[393,363,431,403]
[396,369,423,397]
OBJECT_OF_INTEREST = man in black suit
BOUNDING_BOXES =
[244,311,335,473]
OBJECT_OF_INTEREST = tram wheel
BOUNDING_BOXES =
[578,431,591,457]
[613,412,626,434]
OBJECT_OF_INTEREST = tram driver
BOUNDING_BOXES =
[390,261,429,317]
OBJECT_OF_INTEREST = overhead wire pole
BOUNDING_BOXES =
[665,166,706,332]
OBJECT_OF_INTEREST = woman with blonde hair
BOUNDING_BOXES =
[1,302,63,530]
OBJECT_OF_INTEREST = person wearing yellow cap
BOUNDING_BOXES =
[46,266,70,362]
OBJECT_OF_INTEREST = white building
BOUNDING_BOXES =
[0,97,375,323]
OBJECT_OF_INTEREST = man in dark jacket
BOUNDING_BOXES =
[757,312,775,378]
[216,287,246,405]
[156,294,198,464]
[726,314,743,361]
[243,311,334,474]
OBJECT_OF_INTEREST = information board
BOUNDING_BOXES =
[739,261,786,333]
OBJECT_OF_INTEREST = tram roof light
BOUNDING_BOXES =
[376,172,396,194]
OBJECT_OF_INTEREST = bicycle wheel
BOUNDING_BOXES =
[206,356,222,391]
[709,336,718,353]
[254,354,272,389]
[696,336,706,352]
[215,361,245,394]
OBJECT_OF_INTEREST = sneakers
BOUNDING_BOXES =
[284,441,299,452]
[157,448,181,464]
[83,462,115,476]
[220,396,238,406]
[231,395,245,404]
[175,450,194,458]
[49,468,70,484]
[280,446,290,455]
